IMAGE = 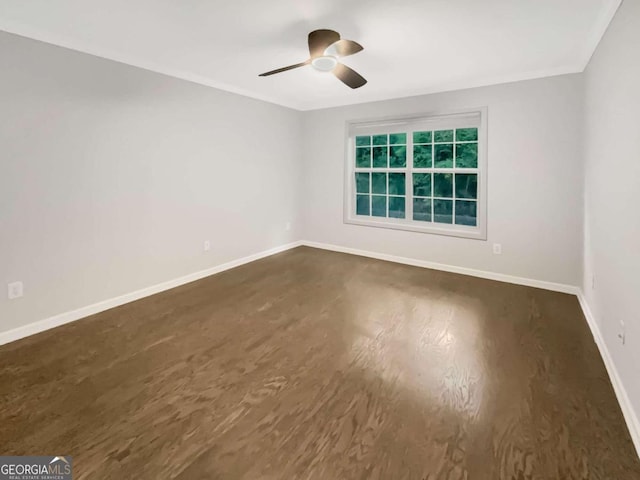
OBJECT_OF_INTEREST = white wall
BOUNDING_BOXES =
[583,0,640,429]
[301,75,584,286]
[0,32,302,333]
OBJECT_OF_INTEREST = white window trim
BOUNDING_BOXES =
[343,107,488,240]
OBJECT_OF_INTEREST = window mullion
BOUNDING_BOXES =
[369,141,373,215]
[407,132,414,222]
[452,136,456,225]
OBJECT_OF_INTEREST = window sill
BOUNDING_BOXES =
[344,215,487,240]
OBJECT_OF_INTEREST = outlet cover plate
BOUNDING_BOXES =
[8,281,24,300]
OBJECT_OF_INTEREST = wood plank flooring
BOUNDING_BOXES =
[1,246,639,479]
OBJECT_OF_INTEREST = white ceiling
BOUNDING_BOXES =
[0,0,620,110]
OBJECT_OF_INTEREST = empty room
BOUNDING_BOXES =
[1,0,639,478]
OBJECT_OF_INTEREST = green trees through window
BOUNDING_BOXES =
[355,127,479,227]
[354,133,408,219]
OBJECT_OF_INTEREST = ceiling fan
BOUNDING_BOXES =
[259,29,367,89]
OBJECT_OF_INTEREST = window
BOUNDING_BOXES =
[345,109,487,239]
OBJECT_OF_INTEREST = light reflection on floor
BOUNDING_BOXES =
[344,277,487,421]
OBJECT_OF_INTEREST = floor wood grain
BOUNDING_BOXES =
[1,246,639,479]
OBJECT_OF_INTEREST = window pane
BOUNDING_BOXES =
[373,134,388,146]
[389,133,406,145]
[455,200,477,226]
[434,130,454,142]
[434,144,453,168]
[372,195,387,217]
[372,172,387,194]
[413,173,432,197]
[434,173,453,198]
[356,147,371,168]
[355,172,370,194]
[455,143,478,168]
[373,147,388,168]
[414,145,432,168]
[434,199,453,224]
[390,145,406,168]
[413,131,432,144]
[455,174,478,199]
[356,135,371,147]
[389,196,405,218]
[413,198,432,222]
[456,128,478,142]
[356,195,370,216]
[389,173,406,195]
[373,146,387,168]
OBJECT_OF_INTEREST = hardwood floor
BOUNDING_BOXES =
[1,246,638,479]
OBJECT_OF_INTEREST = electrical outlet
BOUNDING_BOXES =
[492,243,502,255]
[618,320,626,346]
[8,281,24,300]
[203,240,211,252]
[285,222,291,231]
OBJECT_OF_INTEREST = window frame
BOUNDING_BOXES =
[343,107,488,240]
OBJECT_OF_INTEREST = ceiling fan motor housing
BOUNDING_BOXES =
[311,55,338,72]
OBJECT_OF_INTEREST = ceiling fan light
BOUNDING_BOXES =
[311,55,338,72]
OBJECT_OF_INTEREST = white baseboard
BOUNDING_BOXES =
[301,240,579,294]
[0,241,303,346]
[577,291,640,459]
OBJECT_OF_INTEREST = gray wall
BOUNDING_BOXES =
[583,0,640,424]
[0,32,303,332]
[301,75,584,286]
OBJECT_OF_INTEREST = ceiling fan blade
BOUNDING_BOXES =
[308,29,340,58]
[259,60,310,77]
[324,39,364,58]
[333,63,367,89]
